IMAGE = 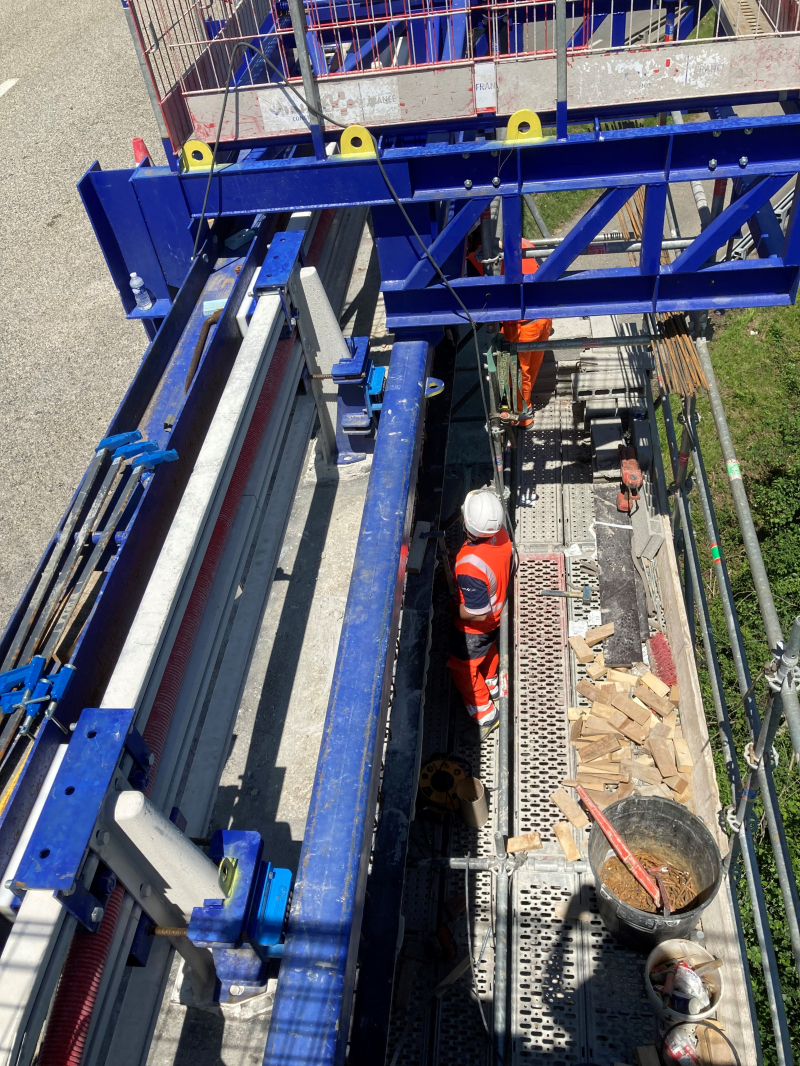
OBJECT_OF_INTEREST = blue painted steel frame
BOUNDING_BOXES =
[82,114,800,326]
[263,334,435,1066]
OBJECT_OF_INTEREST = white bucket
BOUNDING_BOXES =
[644,938,724,1023]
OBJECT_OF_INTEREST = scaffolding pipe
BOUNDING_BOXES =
[694,336,800,756]
[689,417,800,981]
[286,0,326,160]
[660,393,792,1066]
[671,111,711,228]
[523,193,551,239]
[556,0,568,139]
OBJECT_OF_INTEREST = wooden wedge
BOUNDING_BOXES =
[553,821,581,861]
[551,787,590,828]
[633,685,672,718]
[569,635,595,664]
[584,622,615,647]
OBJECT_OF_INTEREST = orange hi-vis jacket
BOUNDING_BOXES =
[453,529,512,635]
[501,246,553,344]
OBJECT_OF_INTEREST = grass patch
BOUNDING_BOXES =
[686,5,718,38]
[523,189,600,238]
[658,303,800,1063]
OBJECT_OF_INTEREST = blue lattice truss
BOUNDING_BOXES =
[81,112,800,336]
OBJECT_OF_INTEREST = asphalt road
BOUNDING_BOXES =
[0,0,163,631]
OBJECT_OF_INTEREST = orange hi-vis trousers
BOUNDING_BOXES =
[500,318,553,418]
[448,645,499,723]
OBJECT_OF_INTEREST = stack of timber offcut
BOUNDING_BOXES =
[561,623,693,814]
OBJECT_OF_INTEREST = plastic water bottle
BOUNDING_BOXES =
[130,272,153,311]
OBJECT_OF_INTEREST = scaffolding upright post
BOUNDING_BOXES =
[287,0,327,160]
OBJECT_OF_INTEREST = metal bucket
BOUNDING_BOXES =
[588,795,722,952]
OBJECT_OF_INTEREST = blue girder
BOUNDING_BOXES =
[79,114,800,328]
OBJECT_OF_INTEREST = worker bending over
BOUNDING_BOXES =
[447,489,512,741]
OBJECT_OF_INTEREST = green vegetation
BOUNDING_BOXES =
[522,189,600,239]
[686,5,718,38]
[660,304,800,1063]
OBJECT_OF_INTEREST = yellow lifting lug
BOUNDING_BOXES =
[179,139,214,173]
[504,109,544,145]
[340,124,376,159]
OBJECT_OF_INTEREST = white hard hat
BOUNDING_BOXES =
[462,489,504,538]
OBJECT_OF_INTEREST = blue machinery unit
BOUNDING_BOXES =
[0,0,799,1061]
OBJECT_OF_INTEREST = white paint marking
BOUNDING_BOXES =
[0,79,18,98]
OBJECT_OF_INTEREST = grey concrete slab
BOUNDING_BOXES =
[0,0,162,631]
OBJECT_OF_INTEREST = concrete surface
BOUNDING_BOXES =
[0,0,163,632]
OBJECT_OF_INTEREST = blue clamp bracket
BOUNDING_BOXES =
[188,830,292,1003]
[114,439,159,462]
[0,656,46,717]
[140,449,178,470]
[253,230,305,295]
[96,430,142,454]
[12,707,137,895]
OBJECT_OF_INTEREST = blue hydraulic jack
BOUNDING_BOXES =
[332,337,386,463]
[188,830,292,1005]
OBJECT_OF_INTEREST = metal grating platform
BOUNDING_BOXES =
[517,403,564,549]
[514,554,570,847]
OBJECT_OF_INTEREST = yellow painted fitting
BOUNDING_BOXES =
[504,109,543,144]
[340,124,376,159]
[180,139,214,172]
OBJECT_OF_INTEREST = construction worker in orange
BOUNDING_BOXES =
[447,490,512,741]
[501,245,553,427]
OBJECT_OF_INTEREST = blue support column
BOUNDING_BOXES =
[503,194,523,282]
[783,179,800,266]
[262,335,435,1066]
[640,182,668,275]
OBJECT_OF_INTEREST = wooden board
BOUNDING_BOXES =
[551,787,589,828]
[673,737,694,774]
[611,692,651,726]
[582,714,621,736]
[576,679,599,703]
[568,635,595,663]
[606,668,634,685]
[669,684,680,706]
[584,622,615,647]
[640,670,670,698]
[553,821,581,861]
[633,684,672,718]
[649,737,679,779]
[618,718,648,744]
[579,734,621,763]
[586,655,607,681]
[621,759,662,785]
[507,832,542,853]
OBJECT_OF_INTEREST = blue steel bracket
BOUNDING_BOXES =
[188,830,292,1004]
[253,230,306,294]
[11,707,137,894]
[332,337,387,464]
[57,865,118,934]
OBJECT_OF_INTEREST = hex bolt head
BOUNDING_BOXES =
[463,178,473,190]
[3,880,13,890]
[739,155,748,167]
[91,906,104,923]
[229,985,244,997]
[462,152,469,159]
[492,176,501,188]
[147,753,155,766]
[140,883,152,898]
[745,127,753,135]
[96,830,110,846]
[708,159,717,170]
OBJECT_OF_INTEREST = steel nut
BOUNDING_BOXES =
[463,178,473,190]
[91,906,104,923]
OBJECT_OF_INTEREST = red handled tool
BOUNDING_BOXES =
[577,786,661,907]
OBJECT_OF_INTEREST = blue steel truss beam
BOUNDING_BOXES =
[128,116,800,214]
[81,115,800,326]
[263,333,436,1066]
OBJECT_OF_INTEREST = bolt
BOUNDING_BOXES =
[147,753,155,766]
[492,176,501,188]
[202,253,209,262]
[91,906,104,923]
[140,883,152,898]
[745,127,753,135]
[708,159,717,170]
[739,155,748,167]
[3,880,13,891]
[96,830,110,846]
[713,130,721,138]
[462,152,469,159]
[229,985,244,997]
[463,179,473,190]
